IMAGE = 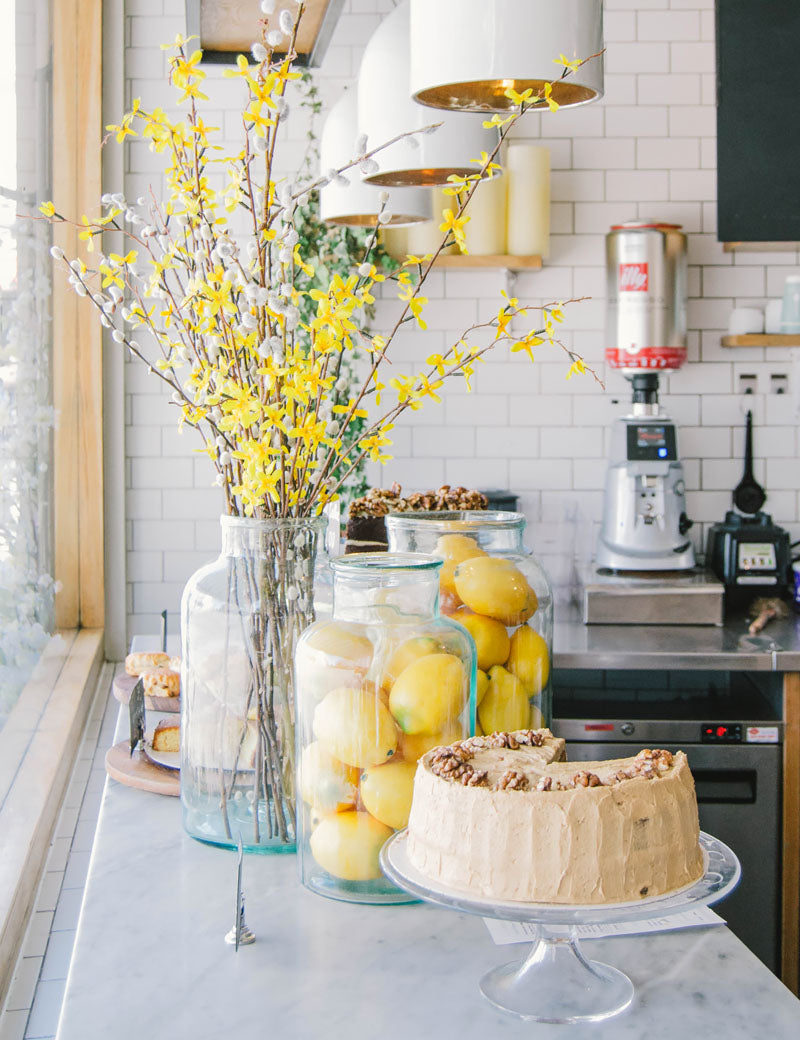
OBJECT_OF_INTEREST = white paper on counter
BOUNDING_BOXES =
[484,907,725,945]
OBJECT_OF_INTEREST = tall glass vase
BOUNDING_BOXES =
[181,515,327,853]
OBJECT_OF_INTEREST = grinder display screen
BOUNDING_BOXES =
[626,423,677,461]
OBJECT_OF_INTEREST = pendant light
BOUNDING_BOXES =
[319,91,432,227]
[358,1,497,187]
[409,0,604,113]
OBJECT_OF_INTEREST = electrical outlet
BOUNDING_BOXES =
[738,373,757,395]
[769,373,789,395]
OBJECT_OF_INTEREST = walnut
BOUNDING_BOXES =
[484,731,520,749]
[461,736,489,753]
[515,729,545,747]
[430,744,479,782]
[572,770,602,788]
[536,776,553,791]
[461,768,488,787]
[497,769,529,791]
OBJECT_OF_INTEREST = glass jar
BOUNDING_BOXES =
[181,514,328,853]
[295,553,476,903]
[386,511,553,729]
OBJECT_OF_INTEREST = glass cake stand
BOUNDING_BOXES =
[380,830,740,1025]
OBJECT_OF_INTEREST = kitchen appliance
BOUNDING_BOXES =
[578,562,723,626]
[605,220,687,372]
[706,411,792,606]
[553,672,782,971]
[596,372,695,571]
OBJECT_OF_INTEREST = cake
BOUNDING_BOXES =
[406,730,704,905]
[344,484,489,554]
[152,718,180,753]
[125,651,170,676]
[140,667,180,698]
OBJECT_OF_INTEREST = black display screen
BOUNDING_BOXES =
[626,423,677,461]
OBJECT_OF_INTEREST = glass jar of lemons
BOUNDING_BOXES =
[386,511,553,731]
[295,553,476,903]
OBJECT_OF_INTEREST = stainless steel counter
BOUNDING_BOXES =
[554,604,800,671]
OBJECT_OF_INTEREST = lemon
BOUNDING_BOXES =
[507,625,550,695]
[302,621,373,669]
[454,610,511,671]
[360,760,417,830]
[313,686,398,768]
[309,812,393,881]
[389,653,468,734]
[382,635,441,689]
[299,741,359,813]
[454,556,529,622]
[436,535,486,594]
[495,585,539,627]
[478,664,530,734]
[398,723,463,763]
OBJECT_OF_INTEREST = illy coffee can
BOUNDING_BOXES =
[606,220,688,371]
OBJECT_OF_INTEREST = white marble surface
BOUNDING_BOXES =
[55,707,800,1040]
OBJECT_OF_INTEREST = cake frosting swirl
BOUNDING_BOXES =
[406,729,704,904]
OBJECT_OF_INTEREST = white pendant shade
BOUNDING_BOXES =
[410,0,604,113]
[358,1,497,187]
[319,91,431,227]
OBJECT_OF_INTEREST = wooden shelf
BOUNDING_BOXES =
[722,334,800,347]
[723,241,800,253]
[433,253,542,270]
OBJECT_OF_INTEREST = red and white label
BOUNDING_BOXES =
[619,262,649,292]
[606,346,687,370]
[746,726,779,744]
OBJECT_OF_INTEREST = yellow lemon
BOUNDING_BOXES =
[476,668,489,707]
[389,653,467,734]
[478,665,530,734]
[313,687,398,768]
[302,621,373,669]
[398,723,463,763]
[382,635,441,689]
[507,625,550,695]
[309,812,392,881]
[436,533,487,562]
[454,556,528,622]
[454,610,511,671]
[495,585,539,627]
[360,760,417,830]
[437,535,487,594]
[439,587,463,616]
[299,741,359,813]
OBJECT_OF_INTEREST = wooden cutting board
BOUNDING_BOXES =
[105,742,180,797]
[112,672,180,714]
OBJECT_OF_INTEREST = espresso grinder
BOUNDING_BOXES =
[581,220,724,624]
[595,372,695,571]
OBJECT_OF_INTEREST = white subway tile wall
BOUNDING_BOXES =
[123,0,800,637]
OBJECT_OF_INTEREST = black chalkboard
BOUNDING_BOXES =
[716,0,800,242]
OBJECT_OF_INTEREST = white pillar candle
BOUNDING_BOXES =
[505,144,550,258]
[381,227,409,262]
[406,188,458,257]
[463,173,507,255]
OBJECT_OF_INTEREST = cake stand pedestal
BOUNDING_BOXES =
[381,831,740,1025]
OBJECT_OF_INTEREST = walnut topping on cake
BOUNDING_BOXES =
[497,769,529,791]
[349,483,488,518]
[461,768,489,787]
[430,746,473,779]
[514,729,546,747]
[572,770,602,788]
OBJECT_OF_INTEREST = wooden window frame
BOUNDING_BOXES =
[52,0,104,629]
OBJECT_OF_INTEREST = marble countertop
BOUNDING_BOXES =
[55,706,800,1040]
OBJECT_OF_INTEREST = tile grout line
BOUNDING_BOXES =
[0,663,119,1040]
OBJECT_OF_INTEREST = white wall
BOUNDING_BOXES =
[122,0,800,639]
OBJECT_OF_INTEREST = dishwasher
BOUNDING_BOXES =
[552,669,782,972]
